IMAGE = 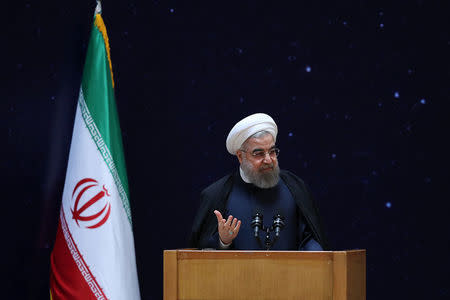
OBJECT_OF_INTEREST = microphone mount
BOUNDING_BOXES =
[251,213,286,250]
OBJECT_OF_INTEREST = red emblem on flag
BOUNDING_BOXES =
[71,178,111,229]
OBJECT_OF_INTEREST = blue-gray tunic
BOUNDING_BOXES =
[189,169,329,250]
[225,175,322,250]
[212,176,322,251]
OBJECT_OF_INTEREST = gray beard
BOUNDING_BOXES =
[241,158,280,189]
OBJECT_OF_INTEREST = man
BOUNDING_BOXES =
[189,113,329,250]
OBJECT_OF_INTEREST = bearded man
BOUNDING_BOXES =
[189,113,329,250]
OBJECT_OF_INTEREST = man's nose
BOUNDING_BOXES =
[262,153,272,163]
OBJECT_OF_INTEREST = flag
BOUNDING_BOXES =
[50,2,140,299]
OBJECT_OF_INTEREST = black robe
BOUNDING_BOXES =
[189,169,330,250]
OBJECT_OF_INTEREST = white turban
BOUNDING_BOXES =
[226,113,278,155]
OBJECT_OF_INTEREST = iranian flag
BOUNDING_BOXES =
[50,3,141,299]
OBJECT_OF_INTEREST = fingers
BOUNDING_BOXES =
[213,210,242,241]
[231,217,237,229]
[214,210,235,227]
[233,220,242,235]
[214,210,223,223]
[225,215,233,227]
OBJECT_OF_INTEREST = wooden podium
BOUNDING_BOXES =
[164,249,365,300]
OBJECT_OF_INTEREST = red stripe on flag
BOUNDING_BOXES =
[50,208,108,300]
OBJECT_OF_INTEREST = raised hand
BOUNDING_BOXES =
[214,210,241,245]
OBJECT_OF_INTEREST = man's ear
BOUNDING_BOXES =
[236,150,243,164]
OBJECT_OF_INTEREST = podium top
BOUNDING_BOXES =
[164,249,366,259]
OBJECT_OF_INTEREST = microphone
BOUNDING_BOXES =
[251,212,263,238]
[272,214,285,237]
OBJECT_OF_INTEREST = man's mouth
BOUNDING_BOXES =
[260,165,274,172]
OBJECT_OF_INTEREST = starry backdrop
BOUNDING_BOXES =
[3,0,449,299]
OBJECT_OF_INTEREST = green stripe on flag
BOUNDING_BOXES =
[80,15,132,225]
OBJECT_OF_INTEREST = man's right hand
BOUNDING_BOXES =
[214,210,241,245]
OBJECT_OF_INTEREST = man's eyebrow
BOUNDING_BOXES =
[251,145,276,153]
[251,148,264,153]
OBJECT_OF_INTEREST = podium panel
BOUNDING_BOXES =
[164,250,365,300]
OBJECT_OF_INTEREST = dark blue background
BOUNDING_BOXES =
[3,0,448,299]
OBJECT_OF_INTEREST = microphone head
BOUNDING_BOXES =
[272,214,285,236]
[251,211,263,238]
[251,212,263,228]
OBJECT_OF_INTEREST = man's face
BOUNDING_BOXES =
[237,134,278,171]
[237,134,280,188]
